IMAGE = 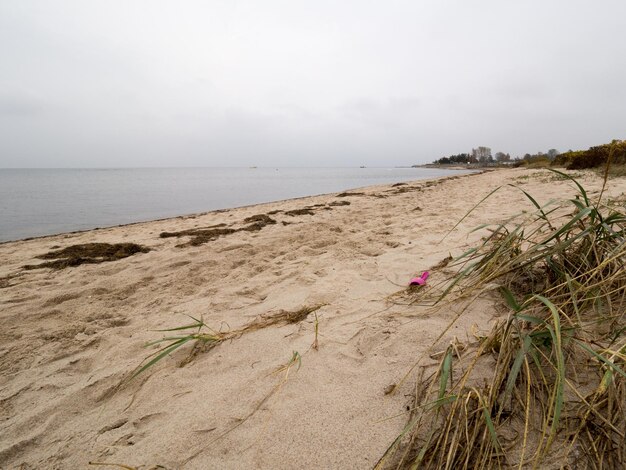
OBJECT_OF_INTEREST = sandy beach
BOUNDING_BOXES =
[1,168,624,469]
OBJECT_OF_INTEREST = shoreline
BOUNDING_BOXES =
[2,167,622,469]
[0,169,478,246]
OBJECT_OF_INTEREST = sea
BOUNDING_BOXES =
[0,167,473,243]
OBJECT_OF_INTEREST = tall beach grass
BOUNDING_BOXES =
[378,168,626,469]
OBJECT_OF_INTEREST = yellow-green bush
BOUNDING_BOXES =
[554,140,626,169]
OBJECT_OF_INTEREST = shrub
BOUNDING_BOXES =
[554,140,626,170]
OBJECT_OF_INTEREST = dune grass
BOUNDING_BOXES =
[377,169,626,469]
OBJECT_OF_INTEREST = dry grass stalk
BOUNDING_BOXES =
[312,311,320,350]
[180,350,303,464]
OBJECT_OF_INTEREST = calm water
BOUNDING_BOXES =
[0,167,472,242]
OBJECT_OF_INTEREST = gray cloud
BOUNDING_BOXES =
[0,92,45,116]
[1,0,625,168]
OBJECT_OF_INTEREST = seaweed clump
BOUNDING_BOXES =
[160,227,237,246]
[328,201,351,207]
[241,214,278,231]
[24,243,150,270]
[336,191,365,197]
[284,208,316,217]
[160,216,277,246]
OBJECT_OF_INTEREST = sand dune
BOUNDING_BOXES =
[1,168,623,469]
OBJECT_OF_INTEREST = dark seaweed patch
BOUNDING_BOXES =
[162,215,276,246]
[328,201,351,207]
[243,214,277,225]
[336,192,365,197]
[241,214,277,232]
[182,228,237,246]
[285,208,316,216]
[159,223,227,238]
[387,186,422,194]
[160,223,236,246]
[24,243,150,270]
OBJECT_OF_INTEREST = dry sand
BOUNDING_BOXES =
[1,168,625,469]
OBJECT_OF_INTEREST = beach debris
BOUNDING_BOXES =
[239,304,325,332]
[243,214,277,225]
[328,200,351,207]
[23,242,150,270]
[88,462,138,469]
[432,254,453,269]
[130,304,325,380]
[311,311,320,350]
[162,227,237,246]
[409,271,430,286]
[336,191,365,197]
[285,208,316,216]
[241,214,277,232]
[392,186,421,194]
[160,215,276,246]
[284,202,350,217]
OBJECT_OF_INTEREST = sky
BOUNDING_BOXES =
[1,1,625,168]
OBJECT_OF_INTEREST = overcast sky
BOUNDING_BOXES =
[1,1,625,168]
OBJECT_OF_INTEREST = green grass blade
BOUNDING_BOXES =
[500,286,522,312]
[453,247,478,262]
[509,184,554,225]
[469,223,491,233]
[546,168,590,206]
[131,337,194,379]
[570,199,587,211]
[504,334,532,402]
[515,313,545,325]
[155,322,203,332]
[481,400,500,450]
[534,295,564,446]
[438,347,453,401]
[541,207,593,245]
[424,395,458,411]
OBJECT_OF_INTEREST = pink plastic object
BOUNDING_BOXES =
[409,271,430,286]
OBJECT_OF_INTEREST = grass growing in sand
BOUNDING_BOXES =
[378,169,626,469]
[129,305,324,380]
